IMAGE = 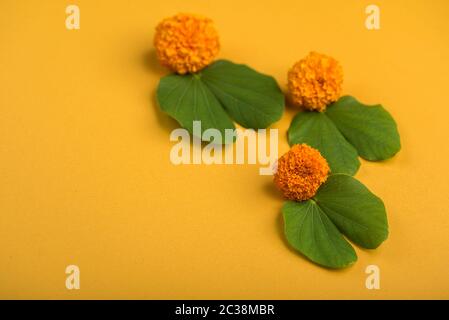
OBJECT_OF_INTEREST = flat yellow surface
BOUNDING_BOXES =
[1,0,449,299]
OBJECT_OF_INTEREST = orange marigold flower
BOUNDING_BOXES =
[287,52,343,112]
[154,13,220,74]
[274,144,330,201]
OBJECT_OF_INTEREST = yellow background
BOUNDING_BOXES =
[1,0,449,299]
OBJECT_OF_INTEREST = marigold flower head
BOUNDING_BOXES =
[274,144,330,201]
[154,13,220,74]
[288,52,343,112]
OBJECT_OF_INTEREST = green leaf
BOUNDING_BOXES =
[282,174,389,268]
[201,60,284,129]
[157,60,285,142]
[326,96,401,161]
[283,200,357,269]
[157,73,235,140]
[288,111,360,175]
[314,174,388,249]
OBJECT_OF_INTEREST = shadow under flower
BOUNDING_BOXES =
[142,48,166,76]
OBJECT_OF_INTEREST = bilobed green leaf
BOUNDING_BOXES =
[157,60,285,143]
[326,96,401,161]
[157,73,235,140]
[283,200,357,269]
[288,111,360,175]
[283,174,389,268]
[201,60,284,129]
[314,174,388,249]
